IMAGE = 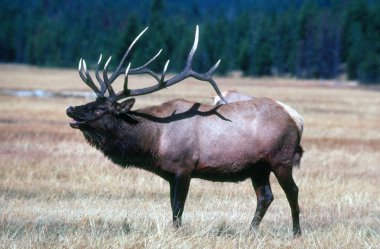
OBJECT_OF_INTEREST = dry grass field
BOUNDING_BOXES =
[0,64,379,248]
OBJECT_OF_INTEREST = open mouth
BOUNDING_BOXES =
[70,119,86,129]
[66,107,87,129]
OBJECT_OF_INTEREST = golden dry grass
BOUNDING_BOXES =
[0,65,379,248]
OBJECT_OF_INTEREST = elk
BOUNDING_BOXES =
[66,26,303,236]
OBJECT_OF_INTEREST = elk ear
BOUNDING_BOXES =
[116,98,136,114]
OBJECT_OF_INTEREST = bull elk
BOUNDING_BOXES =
[66,26,303,236]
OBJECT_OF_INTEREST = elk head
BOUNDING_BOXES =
[66,97,136,130]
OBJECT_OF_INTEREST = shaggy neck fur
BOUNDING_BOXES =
[81,116,160,169]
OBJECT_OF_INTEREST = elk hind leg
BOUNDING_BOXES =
[273,165,301,236]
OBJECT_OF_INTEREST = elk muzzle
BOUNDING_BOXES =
[66,106,87,129]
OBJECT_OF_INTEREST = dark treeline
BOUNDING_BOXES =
[1,0,380,83]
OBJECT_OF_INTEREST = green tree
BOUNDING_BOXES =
[247,16,273,76]
[116,13,143,66]
[27,16,66,66]
[145,0,168,72]
[354,3,380,83]
[271,12,297,76]
[295,0,319,78]
[235,12,252,75]
[201,18,231,75]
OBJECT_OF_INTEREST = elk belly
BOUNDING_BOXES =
[193,142,263,182]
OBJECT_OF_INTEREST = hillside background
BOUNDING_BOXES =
[1,0,380,83]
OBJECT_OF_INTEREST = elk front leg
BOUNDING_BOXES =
[169,173,191,228]
[250,169,273,230]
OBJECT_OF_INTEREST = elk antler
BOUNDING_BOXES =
[78,25,228,103]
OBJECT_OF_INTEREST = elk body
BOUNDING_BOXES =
[66,27,303,236]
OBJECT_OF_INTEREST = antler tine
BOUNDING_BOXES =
[125,49,164,82]
[207,59,221,76]
[103,56,116,98]
[130,49,162,72]
[161,60,170,83]
[108,27,149,83]
[78,59,101,95]
[192,59,227,103]
[185,25,199,70]
[123,63,131,94]
[95,54,107,94]
[78,59,87,82]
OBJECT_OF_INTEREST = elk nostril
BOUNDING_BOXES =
[66,106,74,114]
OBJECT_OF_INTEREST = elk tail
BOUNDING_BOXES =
[293,145,304,168]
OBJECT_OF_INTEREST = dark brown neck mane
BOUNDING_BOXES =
[82,116,160,170]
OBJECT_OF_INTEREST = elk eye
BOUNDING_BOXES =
[94,106,106,113]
